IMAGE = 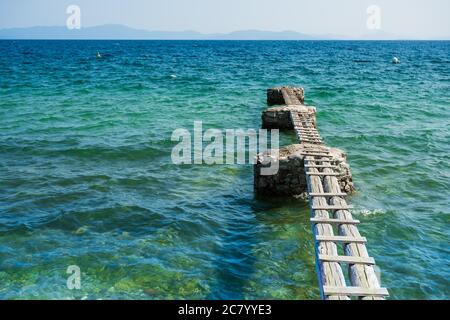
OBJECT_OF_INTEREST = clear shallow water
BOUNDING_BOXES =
[0,40,449,300]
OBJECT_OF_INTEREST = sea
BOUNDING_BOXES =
[0,40,449,299]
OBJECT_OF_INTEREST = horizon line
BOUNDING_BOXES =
[0,24,448,41]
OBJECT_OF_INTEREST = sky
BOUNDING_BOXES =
[0,0,449,38]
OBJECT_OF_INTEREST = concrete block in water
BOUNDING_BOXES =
[267,87,305,106]
[262,105,316,130]
[254,144,355,197]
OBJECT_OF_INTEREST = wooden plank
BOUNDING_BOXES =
[319,255,375,265]
[302,149,328,152]
[310,217,360,225]
[306,172,340,176]
[306,161,340,164]
[305,165,338,169]
[281,89,293,105]
[316,235,367,243]
[323,286,389,297]
[312,205,353,210]
[301,153,333,157]
[308,192,347,196]
[298,132,320,136]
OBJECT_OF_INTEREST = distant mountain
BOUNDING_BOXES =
[207,30,314,40]
[0,25,205,40]
[0,24,444,40]
[0,25,318,40]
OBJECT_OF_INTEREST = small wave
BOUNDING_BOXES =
[357,208,386,216]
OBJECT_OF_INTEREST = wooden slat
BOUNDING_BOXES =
[308,192,347,196]
[312,205,353,210]
[306,172,340,176]
[319,255,375,265]
[323,286,389,297]
[302,149,328,152]
[305,165,338,169]
[306,161,340,165]
[310,217,360,225]
[316,235,367,243]
[301,153,333,157]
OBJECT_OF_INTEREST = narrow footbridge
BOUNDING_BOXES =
[261,87,389,300]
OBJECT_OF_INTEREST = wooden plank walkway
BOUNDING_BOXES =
[281,88,389,300]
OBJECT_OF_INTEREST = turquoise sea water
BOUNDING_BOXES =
[0,40,449,300]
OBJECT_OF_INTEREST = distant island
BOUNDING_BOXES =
[1,24,445,40]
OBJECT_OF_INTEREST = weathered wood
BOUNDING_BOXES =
[264,86,387,300]
[300,153,333,157]
[305,165,339,169]
[305,155,349,300]
[319,255,375,265]
[322,165,385,300]
[316,235,367,243]
[312,205,354,210]
[281,88,303,105]
[310,217,360,225]
[323,286,389,297]
[309,192,347,196]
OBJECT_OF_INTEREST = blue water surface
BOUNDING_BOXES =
[0,40,449,299]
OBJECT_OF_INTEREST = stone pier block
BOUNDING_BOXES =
[254,144,355,197]
[262,105,317,130]
[267,87,305,106]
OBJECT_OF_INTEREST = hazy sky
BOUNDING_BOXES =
[0,0,449,38]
